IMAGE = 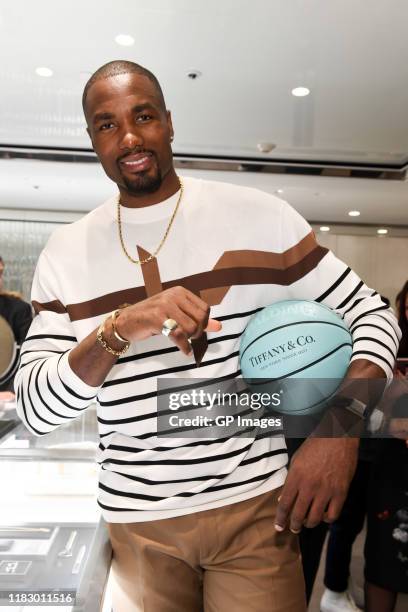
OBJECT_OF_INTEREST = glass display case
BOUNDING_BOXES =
[0,400,112,612]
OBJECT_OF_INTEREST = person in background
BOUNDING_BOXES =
[362,281,408,612]
[0,256,32,392]
[320,296,392,612]
[395,281,408,359]
[319,439,376,611]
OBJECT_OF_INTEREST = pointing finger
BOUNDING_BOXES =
[205,319,222,333]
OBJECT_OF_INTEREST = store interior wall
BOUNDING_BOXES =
[317,232,407,308]
[0,219,57,299]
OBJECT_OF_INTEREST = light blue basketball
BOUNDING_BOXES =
[239,300,352,415]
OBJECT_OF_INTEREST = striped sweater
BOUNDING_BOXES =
[15,177,400,522]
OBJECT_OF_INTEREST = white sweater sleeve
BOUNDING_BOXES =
[14,250,101,436]
[280,201,401,379]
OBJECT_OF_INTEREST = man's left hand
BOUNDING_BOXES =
[275,437,358,533]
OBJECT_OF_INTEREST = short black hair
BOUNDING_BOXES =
[82,60,166,114]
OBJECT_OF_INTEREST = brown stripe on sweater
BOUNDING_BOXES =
[200,286,230,304]
[67,287,148,321]
[209,231,317,271]
[37,244,328,322]
[138,246,163,297]
[185,246,329,304]
[175,250,325,296]
[32,299,67,315]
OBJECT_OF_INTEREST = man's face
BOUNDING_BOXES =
[85,73,174,195]
[0,261,4,292]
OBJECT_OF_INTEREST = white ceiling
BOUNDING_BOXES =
[0,0,407,223]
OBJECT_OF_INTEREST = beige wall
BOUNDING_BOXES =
[317,233,408,308]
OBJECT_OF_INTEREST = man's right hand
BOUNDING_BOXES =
[115,286,221,355]
[69,286,221,387]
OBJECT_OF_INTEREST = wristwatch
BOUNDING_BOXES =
[334,395,384,432]
[340,397,368,418]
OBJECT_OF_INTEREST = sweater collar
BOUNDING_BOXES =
[102,176,193,225]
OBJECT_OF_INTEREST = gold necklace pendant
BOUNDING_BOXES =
[117,177,184,265]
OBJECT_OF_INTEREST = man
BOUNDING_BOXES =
[0,256,32,392]
[15,61,400,612]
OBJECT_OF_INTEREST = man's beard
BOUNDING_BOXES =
[121,159,162,195]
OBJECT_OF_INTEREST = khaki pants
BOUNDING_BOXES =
[106,488,306,612]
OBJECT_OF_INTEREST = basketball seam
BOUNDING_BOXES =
[275,389,339,415]
[248,342,353,383]
[240,320,351,360]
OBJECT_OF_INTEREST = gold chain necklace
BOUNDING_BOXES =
[117,176,183,265]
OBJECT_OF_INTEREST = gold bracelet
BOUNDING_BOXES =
[96,314,130,357]
[111,309,130,344]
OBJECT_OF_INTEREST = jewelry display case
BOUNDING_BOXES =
[0,403,112,612]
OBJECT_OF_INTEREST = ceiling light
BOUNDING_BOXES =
[291,87,310,97]
[35,67,53,77]
[320,226,330,232]
[348,210,360,217]
[115,34,135,46]
[377,228,388,235]
[276,189,284,194]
